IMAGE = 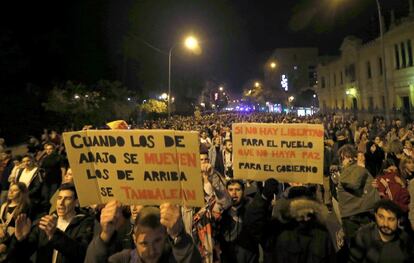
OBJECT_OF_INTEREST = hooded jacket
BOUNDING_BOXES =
[270,198,336,263]
[337,164,380,218]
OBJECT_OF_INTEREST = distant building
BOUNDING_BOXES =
[264,48,320,106]
[316,1,414,120]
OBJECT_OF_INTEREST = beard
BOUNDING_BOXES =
[379,226,396,236]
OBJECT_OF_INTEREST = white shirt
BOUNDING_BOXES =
[18,168,38,187]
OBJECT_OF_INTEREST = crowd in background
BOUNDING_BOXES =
[0,113,414,262]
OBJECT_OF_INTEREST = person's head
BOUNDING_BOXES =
[374,199,402,240]
[63,168,74,183]
[133,206,167,263]
[387,139,403,155]
[7,182,28,204]
[399,156,414,180]
[226,180,245,206]
[374,136,382,145]
[200,131,208,139]
[199,152,209,164]
[338,144,357,166]
[223,139,232,152]
[56,183,78,219]
[22,154,35,169]
[1,150,12,161]
[382,159,398,174]
[213,136,222,146]
[44,143,55,155]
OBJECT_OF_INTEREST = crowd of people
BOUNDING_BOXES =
[0,113,414,262]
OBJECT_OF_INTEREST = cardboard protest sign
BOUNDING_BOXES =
[233,123,324,184]
[62,130,204,207]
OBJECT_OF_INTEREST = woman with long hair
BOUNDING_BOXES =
[15,154,44,219]
[0,182,31,261]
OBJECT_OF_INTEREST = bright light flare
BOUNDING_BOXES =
[184,36,198,50]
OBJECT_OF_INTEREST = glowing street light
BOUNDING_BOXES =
[161,93,168,100]
[168,35,200,118]
[288,96,295,102]
[254,82,260,87]
[270,62,276,69]
[219,86,224,91]
[184,36,198,50]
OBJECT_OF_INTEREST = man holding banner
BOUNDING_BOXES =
[85,201,201,263]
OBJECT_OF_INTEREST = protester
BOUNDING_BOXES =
[218,179,258,263]
[348,199,414,262]
[7,183,94,263]
[0,182,31,261]
[336,144,379,242]
[14,154,44,218]
[85,201,201,263]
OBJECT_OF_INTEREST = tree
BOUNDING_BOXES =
[43,80,137,129]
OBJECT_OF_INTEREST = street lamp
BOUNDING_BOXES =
[254,82,260,87]
[375,0,390,123]
[270,62,277,69]
[168,35,199,118]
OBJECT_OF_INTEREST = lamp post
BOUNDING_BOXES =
[167,36,199,118]
[375,0,390,123]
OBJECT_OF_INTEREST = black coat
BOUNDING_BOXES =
[348,222,414,263]
[7,212,94,263]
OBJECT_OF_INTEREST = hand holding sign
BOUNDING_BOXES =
[100,200,122,243]
[160,203,183,238]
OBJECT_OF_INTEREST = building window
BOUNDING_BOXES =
[368,97,374,110]
[335,99,338,109]
[401,42,407,68]
[308,65,317,86]
[366,61,372,79]
[395,44,400,69]
[340,71,343,84]
[382,96,386,109]
[345,64,356,82]
[378,57,383,75]
[407,40,413,67]
[342,99,345,109]
[321,76,326,89]
[334,73,337,86]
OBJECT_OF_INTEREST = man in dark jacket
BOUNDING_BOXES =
[85,201,201,263]
[218,179,257,263]
[349,199,414,262]
[39,143,66,210]
[8,183,94,263]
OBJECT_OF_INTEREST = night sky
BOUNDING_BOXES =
[1,0,409,94]
[0,0,409,142]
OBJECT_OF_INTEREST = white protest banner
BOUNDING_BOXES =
[233,123,324,184]
[62,130,204,207]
